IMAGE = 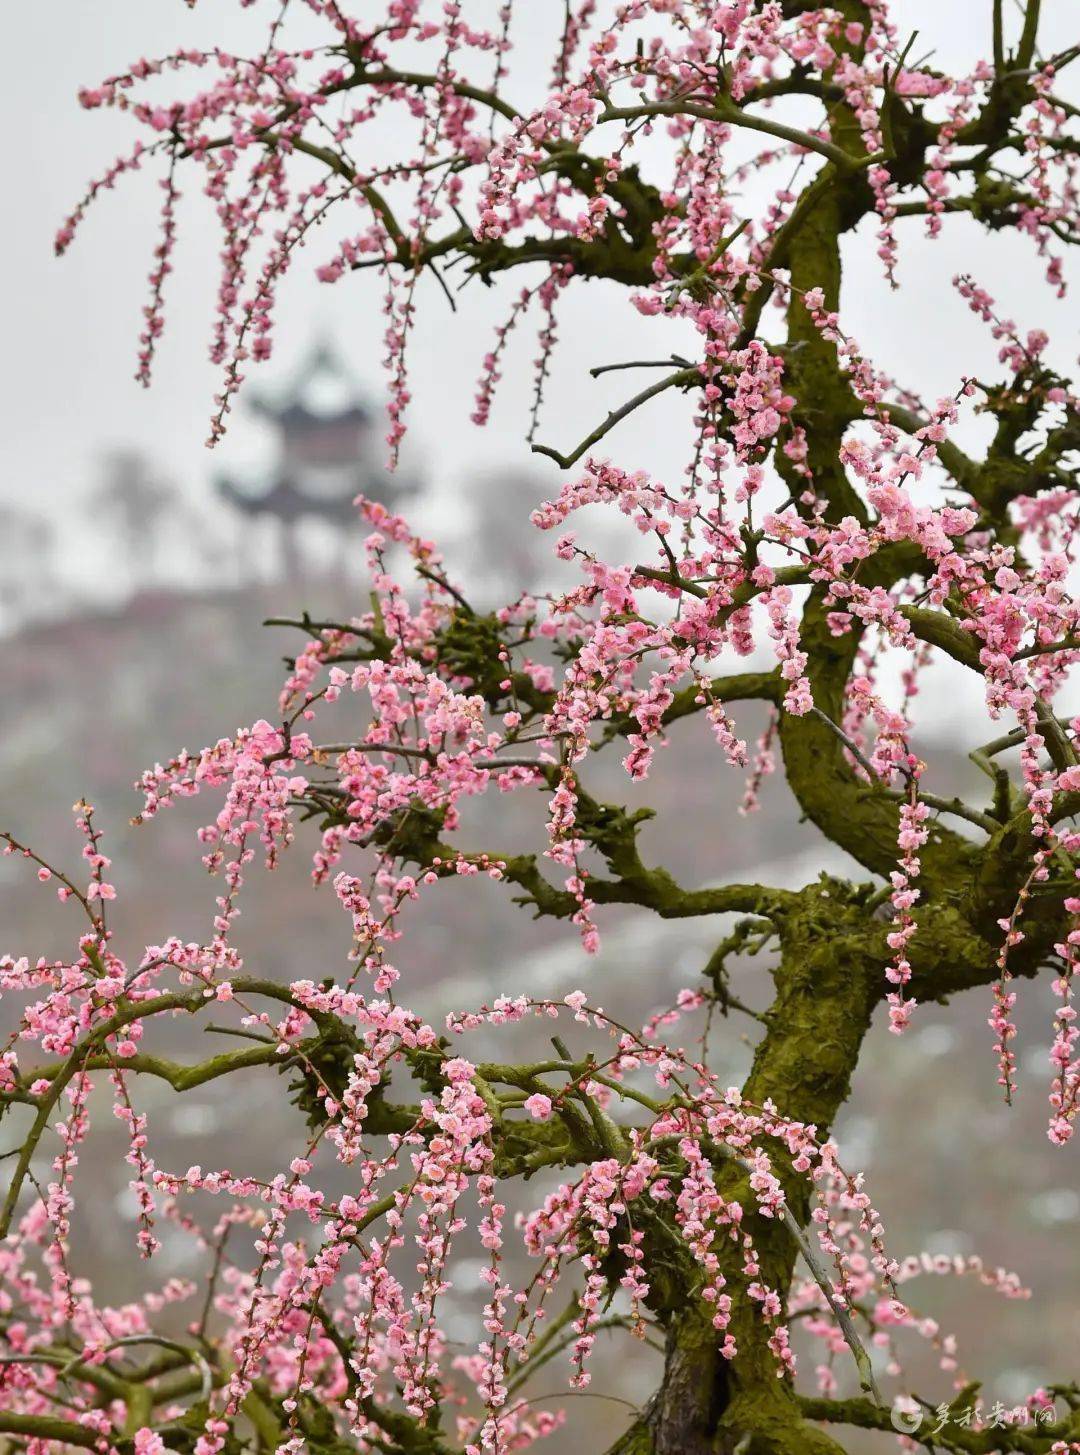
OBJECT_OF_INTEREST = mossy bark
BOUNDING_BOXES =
[609,14,909,1451]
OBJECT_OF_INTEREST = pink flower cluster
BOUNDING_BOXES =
[7,1,1080,1447]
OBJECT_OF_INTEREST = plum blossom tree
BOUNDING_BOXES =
[4,2,1080,1452]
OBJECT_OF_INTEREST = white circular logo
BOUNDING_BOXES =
[890,1400,924,1435]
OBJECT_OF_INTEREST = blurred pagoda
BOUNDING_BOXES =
[216,342,420,578]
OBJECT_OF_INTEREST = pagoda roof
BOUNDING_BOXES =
[248,341,372,428]
[215,459,420,518]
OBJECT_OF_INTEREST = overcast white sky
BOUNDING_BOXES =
[1,0,1076,617]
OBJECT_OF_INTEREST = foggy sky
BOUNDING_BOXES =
[2,0,1076,612]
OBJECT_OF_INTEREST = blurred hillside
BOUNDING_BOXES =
[1,582,1078,1450]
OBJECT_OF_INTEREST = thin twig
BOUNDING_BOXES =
[532,368,697,470]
